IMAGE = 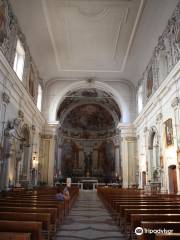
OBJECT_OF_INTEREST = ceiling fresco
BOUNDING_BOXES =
[57,88,121,123]
[62,104,115,131]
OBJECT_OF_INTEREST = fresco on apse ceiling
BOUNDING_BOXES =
[57,88,121,122]
[62,104,115,131]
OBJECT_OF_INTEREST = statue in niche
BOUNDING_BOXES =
[84,152,92,177]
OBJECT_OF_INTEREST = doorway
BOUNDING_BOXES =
[168,165,177,194]
[142,171,146,189]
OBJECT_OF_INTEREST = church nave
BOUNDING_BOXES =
[56,191,124,240]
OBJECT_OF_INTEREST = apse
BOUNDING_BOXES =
[55,88,121,182]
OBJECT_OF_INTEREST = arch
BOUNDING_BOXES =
[148,126,160,182]
[148,126,159,150]
[47,81,130,124]
[58,100,120,127]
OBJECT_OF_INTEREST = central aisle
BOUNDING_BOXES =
[56,191,125,240]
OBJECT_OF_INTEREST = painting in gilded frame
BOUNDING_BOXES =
[165,118,174,147]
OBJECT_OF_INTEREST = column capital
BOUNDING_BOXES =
[144,127,148,133]
[39,133,53,139]
[125,136,137,142]
[156,113,163,122]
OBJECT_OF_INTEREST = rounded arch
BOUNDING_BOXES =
[59,100,120,127]
[148,126,159,150]
[47,81,130,123]
[148,126,160,182]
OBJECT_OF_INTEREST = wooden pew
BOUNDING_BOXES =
[112,201,177,220]
[0,202,63,223]
[138,221,180,240]
[0,212,50,240]
[155,233,180,239]
[0,232,31,240]
[118,204,180,228]
[0,207,57,235]
[130,214,180,240]
[0,220,43,240]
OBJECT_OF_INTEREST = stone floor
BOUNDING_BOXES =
[56,190,125,240]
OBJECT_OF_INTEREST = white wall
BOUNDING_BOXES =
[134,61,180,193]
[0,51,45,188]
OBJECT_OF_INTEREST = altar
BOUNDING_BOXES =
[79,178,98,190]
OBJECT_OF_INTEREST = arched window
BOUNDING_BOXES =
[13,39,25,81]
[37,84,42,111]
[137,84,143,113]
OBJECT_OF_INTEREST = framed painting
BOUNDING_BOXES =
[29,65,35,99]
[147,67,153,98]
[165,118,174,147]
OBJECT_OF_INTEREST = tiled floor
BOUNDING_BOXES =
[56,191,125,240]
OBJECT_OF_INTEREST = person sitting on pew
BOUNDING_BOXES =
[63,187,70,200]
[56,188,64,201]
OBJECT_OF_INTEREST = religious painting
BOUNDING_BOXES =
[29,65,35,99]
[0,0,6,44]
[165,118,174,147]
[147,67,153,98]
[177,149,180,165]
[57,88,121,122]
[62,104,115,131]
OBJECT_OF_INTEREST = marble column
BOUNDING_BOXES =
[156,112,167,192]
[41,123,59,186]
[118,123,137,188]
[0,92,10,189]
[114,146,120,175]
[57,145,62,172]
[113,135,120,176]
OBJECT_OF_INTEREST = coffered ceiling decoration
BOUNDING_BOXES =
[42,0,143,72]
[11,0,179,83]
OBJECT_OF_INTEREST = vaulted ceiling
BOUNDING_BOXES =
[11,0,179,85]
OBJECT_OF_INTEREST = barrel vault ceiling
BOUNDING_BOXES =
[11,0,179,85]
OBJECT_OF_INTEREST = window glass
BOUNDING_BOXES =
[37,84,42,111]
[138,85,143,113]
[13,39,25,80]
